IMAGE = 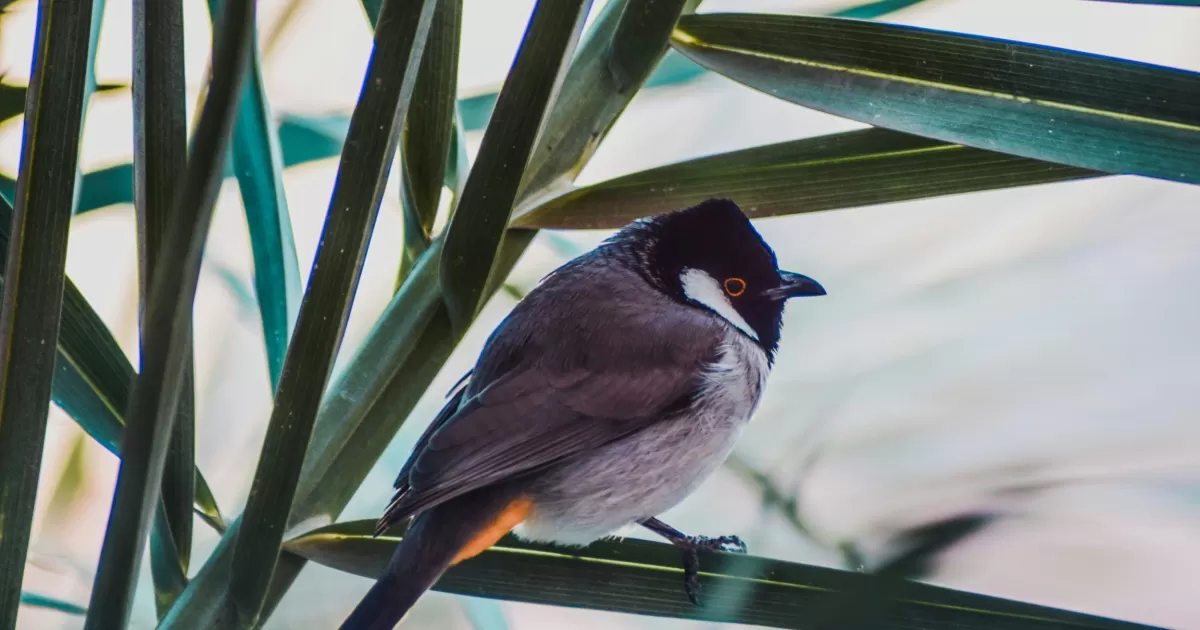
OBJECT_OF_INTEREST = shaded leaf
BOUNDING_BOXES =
[831,0,929,19]
[41,251,225,531]
[458,91,497,131]
[130,0,195,616]
[398,0,461,287]
[0,80,122,128]
[84,0,255,626]
[208,0,302,390]
[670,13,1200,184]
[286,519,1159,630]
[439,0,593,328]
[515,128,1103,229]
[276,114,349,167]
[804,514,997,630]
[519,0,698,197]
[0,2,96,626]
[223,1,437,626]
[19,592,87,616]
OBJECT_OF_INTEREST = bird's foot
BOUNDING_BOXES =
[639,517,748,605]
[674,534,748,604]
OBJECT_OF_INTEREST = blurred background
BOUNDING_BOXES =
[4,0,1200,627]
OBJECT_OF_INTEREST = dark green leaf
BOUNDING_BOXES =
[0,81,122,128]
[515,128,1103,228]
[519,0,697,198]
[208,0,301,389]
[19,592,87,616]
[224,1,437,626]
[671,13,1200,184]
[359,0,382,26]
[440,0,592,328]
[47,252,225,532]
[84,0,254,626]
[0,2,95,626]
[286,519,1159,630]
[54,250,223,533]
[129,0,195,617]
[397,0,461,288]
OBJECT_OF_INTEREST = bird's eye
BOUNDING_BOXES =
[723,277,746,297]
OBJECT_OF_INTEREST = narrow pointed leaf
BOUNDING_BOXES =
[0,1,95,625]
[397,0,461,288]
[439,0,592,328]
[831,0,928,18]
[224,1,437,625]
[208,0,301,389]
[50,249,225,531]
[285,520,1159,630]
[515,128,1103,229]
[131,0,196,616]
[519,0,695,197]
[84,0,254,625]
[19,592,87,616]
[0,81,122,128]
[671,13,1200,184]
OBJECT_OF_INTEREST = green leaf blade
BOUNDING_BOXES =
[0,1,96,625]
[19,592,87,617]
[398,0,461,288]
[223,1,438,625]
[287,520,1161,630]
[129,0,196,617]
[518,0,696,198]
[670,13,1200,184]
[439,0,593,328]
[84,0,255,625]
[208,0,302,389]
[515,128,1104,229]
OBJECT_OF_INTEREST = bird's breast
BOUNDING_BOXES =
[513,333,770,546]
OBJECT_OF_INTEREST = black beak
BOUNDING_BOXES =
[763,271,826,300]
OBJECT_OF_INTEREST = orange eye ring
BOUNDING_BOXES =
[723,277,746,297]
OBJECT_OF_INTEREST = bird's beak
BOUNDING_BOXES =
[762,271,826,300]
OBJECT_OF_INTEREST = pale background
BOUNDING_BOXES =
[3,0,1199,628]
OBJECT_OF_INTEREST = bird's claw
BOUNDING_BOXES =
[675,534,749,605]
[694,534,748,555]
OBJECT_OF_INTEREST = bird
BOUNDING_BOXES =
[339,198,826,629]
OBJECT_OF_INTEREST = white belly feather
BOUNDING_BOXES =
[514,331,769,546]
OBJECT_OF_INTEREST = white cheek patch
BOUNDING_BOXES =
[679,268,759,341]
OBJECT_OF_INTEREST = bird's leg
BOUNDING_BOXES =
[640,517,747,604]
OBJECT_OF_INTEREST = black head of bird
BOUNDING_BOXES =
[607,197,825,360]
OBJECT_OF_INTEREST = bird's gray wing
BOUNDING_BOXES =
[378,306,720,528]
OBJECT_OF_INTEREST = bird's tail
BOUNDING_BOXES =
[338,486,531,630]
